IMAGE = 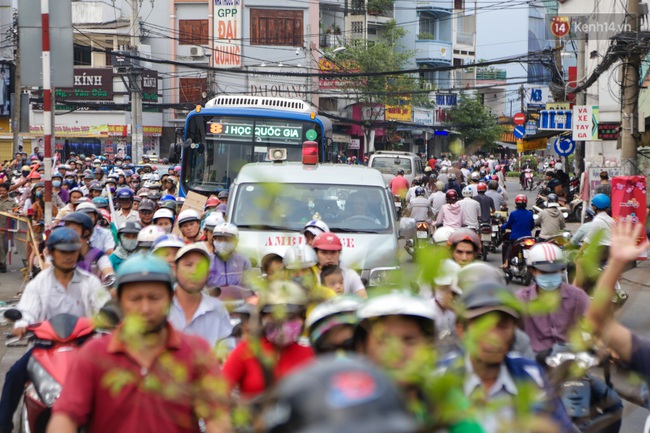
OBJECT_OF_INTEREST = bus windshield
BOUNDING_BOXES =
[182,115,325,192]
[231,183,393,234]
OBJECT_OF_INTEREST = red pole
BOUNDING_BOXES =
[41,0,53,230]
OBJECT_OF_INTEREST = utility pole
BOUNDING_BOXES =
[620,0,641,175]
[130,0,143,164]
[574,31,586,175]
[40,0,53,229]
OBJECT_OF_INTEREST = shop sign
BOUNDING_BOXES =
[30,124,113,137]
[385,99,412,122]
[143,126,162,137]
[108,125,127,137]
[349,138,360,149]
[597,123,621,140]
[52,68,113,100]
[413,108,433,126]
[214,0,242,68]
[142,71,158,102]
[248,67,307,99]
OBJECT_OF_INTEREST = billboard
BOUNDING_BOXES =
[214,0,242,68]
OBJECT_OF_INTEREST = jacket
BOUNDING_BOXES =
[407,196,433,221]
[436,203,467,228]
[502,208,535,241]
[536,206,566,240]
[458,198,481,230]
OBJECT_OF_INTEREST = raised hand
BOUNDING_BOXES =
[609,219,650,264]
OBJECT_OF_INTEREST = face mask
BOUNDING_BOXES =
[161,226,172,234]
[535,273,563,291]
[264,319,303,347]
[132,182,140,188]
[116,162,122,167]
[35,191,42,198]
[52,180,61,188]
[213,240,235,257]
[22,171,30,177]
[121,238,138,252]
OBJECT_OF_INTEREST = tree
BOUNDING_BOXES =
[448,93,504,152]
[334,20,428,153]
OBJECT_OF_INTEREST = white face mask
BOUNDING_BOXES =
[121,238,138,252]
[213,240,235,257]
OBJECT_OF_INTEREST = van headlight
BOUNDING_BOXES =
[368,267,400,287]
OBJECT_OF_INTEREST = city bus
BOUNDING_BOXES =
[177,95,333,197]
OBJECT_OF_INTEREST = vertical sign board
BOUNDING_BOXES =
[214,0,242,68]
[572,105,599,141]
[612,176,647,258]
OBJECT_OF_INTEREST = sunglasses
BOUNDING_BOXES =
[314,337,355,354]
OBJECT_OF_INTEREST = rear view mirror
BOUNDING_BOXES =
[399,217,416,239]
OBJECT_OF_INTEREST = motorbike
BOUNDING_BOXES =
[394,195,403,219]
[479,223,493,261]
[4,309,95,433]
[503,235,536,285]
[523,168,534,190]
[404,220,432,257]
[491,211,508,250]
[545,345,623,433]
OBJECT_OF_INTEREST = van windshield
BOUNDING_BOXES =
[370,156,413,175]
[232,183,392,233]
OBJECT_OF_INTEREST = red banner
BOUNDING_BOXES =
[612,176,647,247]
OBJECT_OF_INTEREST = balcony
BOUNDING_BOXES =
[415,40,453,66]
[416,0,453,15]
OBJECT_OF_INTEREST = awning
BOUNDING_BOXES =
[332,133,351,144]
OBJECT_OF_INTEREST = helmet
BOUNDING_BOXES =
[456,262,506,292]
[116,254,174,296]
[491,175,498,181]
[62,212,94,235]
[258,280,308,314]
[494,165,501,171]
[459,281,519,320]
[213,222,239,238]
[471,172,480,181]
[152,208,175,223]
[174,165,181,172]
[303,219,330,237]
[151,234,186,252]
[448,173,457,181]
[515,194,528,205]
[592,193,610,210]
[92,197,109,208]
[217,190,229,199]
[424,166,432,172]
[547,193,559,204]
[461,186,473,198]
[435,181,444,191]
[263,355,418,433]
[161,201,178,214]
[283,245,318,270]
[415,187,426,197]
[203,212,225,231]
[305,296,362,341]
[434,259,462,287]
[476,183,487,193]
[312,233,343,251]
[46,227,82,252]
[445,190,458,203]
[440,166,448,174]
[205,197,220,208]
[356,292,435,336]
[118,221,142,235]
[177,209,201,226]
[526,243,567,272]
[160,194,176,202]
[487,180,498,190]
[76,202,100,216]
[433,226,455,245]
[447,228,481,253]
[137,225,166,249]
[52,172,62,179]
[555,162,563,171]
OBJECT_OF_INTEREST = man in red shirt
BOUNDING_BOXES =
[388,169,410,198]
[47,255,232,433]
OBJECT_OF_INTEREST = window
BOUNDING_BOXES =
[73,44,91,66]
[419,17,437,37]
[179,19,209,45]
[179,77,207,104]
[454,0,464,9]
[250,9,303,46]
[351,21,363,34]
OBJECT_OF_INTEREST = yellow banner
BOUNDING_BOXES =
[517,137,548,152]
[385,99,412,122]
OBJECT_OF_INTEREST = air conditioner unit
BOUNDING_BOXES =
[190,46,205,57]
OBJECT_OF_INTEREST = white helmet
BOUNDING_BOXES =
[213,222,239,238]
[305,296,363,331]
[433,226,455,245]
[203,212,225,231]
[76,201,100,216]
[136,225,166,249]
[151,234,186,252]
[177,209,201,226]
[303,219,330,237]
[461,186,473,198]
[283,244,317,270]
[457,262,506,292]
[141,173,153,182]
[434,259,462,288]
[440,166,448,174]
[555,162,563,171]
[526,243,566,272]
[148,181,162,189]
[153,208,175,223]
[357,292,434,322]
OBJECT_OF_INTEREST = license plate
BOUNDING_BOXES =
[492,226,499,232]
[416,231,428,239]
[481,233,492,241]
[523,250,530,258]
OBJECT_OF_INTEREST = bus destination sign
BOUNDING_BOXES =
[208,122,303,141]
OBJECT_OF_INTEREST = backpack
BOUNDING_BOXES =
[78,247,105,278]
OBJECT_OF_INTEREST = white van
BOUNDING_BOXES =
[227,161,400,286]
[368,151,425,186]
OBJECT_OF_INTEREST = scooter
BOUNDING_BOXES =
[479,223,493,261]
[404,220,432,258]
[523,168,534,190]
[503,235,536,285]
[4,309,95,433]
[394,195,403,220]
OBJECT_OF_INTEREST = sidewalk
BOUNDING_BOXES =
[621,259,650,288]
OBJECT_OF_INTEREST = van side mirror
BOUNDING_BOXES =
[399,218,416,239]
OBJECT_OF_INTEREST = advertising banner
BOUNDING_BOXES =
[385,99,412,122]
[214,0,242,68]
[611,176,647,257]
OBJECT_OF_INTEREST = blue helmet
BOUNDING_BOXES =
[46,227,82,252]
[92,197,109,209]
[62,212,94,235]
[116,254,174,296]
[116,188,134,200]
[161,194,176,202]
[592,193,611,210]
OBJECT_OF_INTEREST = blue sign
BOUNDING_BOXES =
[539,110,573,130]
[554,137,575,156]
[513,126,526,139]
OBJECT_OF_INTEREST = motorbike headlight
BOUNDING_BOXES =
[28,357,62,406]
[368,267,400,287]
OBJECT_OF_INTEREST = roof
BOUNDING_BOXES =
[235,162,386,187]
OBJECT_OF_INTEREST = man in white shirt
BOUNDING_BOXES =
[458,187,481,231]
[168,243,232,348]
[0,227,109,433]
[584,193,614,248]
[428,181,447,217]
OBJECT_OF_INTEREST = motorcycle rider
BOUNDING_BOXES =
[137,198,156,227]
[428,181,447,217]
[485,180,505,210]
[202,212,226,254]
[582,193,614,255]
[500,195,535,268]
[445,173,462,196]
[61,212,114,281]
[388,169,410,199]
[177,209,203,243]
[312,232,367,298]
[48,254,232,433]
[0,227,110,433]
[437,166,449,185]
[302,219,329,246]
[405,176,421,204]
[152,208,175,234]
[435,190,466,229]
[109,221,141,271]
[535,193,566,241]
[545,171,563,197]
[169,243,232,348]
[458,186,481,231]
[472,183,495,227]
[405,187,434,221]
[207,222,251,288]
[76,202,116,255]
[305,296,361,354]
[447,229,481,266]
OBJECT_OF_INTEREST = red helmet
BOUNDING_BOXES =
[476,183,487,192]
[312,233,343,251]
[515,194,528,204]
[445,190,458,203]
[447,229,481,253]
[491,175,498,181]
[205,197,220,208]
